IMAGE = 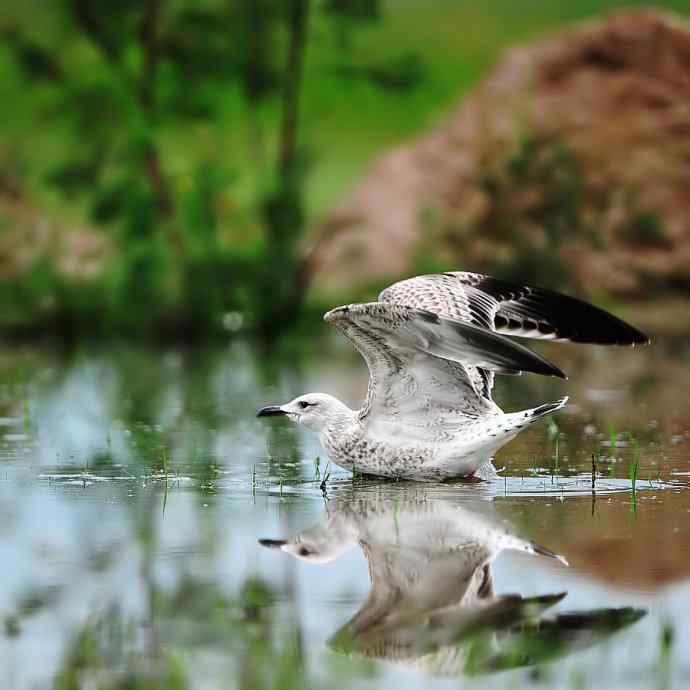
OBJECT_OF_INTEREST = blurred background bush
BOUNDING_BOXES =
[1,0,689,340]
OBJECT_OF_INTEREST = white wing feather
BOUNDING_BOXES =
[324,302,564,441]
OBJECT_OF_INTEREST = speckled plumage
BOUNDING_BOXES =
[258,271,649,480]
[319,297,569,480]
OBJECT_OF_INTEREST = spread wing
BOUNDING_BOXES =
[324,302,564,441]
[379,272,649,345]
[379,271,649,399]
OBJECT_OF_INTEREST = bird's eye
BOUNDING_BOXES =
[298,400,312,409]
[298,546,311,556]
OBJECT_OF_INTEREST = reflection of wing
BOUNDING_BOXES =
[379,271,649,399]
[329,592,566,672]
[467,605,647,675]
[330,591,646,677]
[324,302,564,437]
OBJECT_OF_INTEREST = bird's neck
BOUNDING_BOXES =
[324,402,357,436]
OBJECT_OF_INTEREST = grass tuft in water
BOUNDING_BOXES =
[629,435,640,493]
[162,445,170,514]
[551,435,560,481]
[608,423,618,451]
[531,456,539,478]
[319,461,331,499]
[23,396,31,435]
[547,419,559,440]
[628,433,640,514]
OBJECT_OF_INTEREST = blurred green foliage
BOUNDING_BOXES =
[0,0,391,338]
[1,0,689,338]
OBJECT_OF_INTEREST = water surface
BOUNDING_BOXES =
[0,336,688,689]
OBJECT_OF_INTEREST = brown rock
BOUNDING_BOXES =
[310,9,690,299]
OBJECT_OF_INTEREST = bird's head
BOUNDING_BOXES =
[257,393,352,432]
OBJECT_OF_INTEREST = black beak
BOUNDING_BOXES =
[258,538,287,549]
[257,405,287,418]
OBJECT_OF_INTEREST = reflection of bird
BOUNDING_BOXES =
[258,271,648,480]
[259,487,645,676]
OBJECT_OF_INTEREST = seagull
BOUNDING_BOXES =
[258,271,649,480]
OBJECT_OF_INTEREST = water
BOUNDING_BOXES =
[0,336,688,689]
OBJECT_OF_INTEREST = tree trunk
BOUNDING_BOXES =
[258,0,312,338]
[278,0,310,183]
[139,0,173,218]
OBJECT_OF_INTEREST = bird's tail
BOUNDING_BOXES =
[493,396,568,439]
[457,397,569,458]
[527,540,569,566]
[527,396,569,420]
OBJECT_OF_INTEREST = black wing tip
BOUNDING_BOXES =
[520,349,567,379]
[544,361,568,380]
[554,305,651,347]
[538,309,650,347]
[535,362,567,380]
[576,320,650,346]
[467,272,651,346]
[621,327,651,347]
